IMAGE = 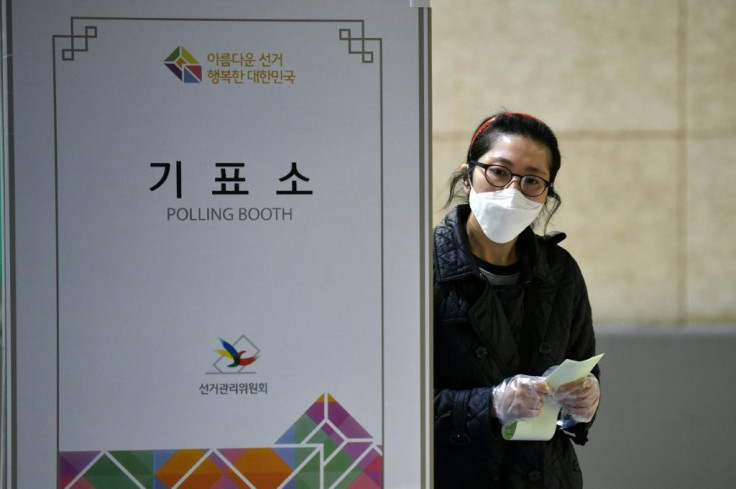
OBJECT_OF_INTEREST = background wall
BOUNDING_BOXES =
[431,0,735,326]
[431,1,736,487]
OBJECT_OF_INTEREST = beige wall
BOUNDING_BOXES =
[431,0,736,326]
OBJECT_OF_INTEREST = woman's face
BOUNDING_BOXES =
[468,134,552,205]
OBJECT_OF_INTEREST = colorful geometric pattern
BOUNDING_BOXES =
[164,46,203,83]
[59,394,382,488]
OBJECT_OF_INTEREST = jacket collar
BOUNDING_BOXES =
[434,204,556,285]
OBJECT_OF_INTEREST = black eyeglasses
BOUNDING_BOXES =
[469,161,551,197]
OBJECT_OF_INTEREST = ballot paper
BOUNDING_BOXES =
[501,353,604,441]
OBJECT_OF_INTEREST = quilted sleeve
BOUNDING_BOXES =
[560,255,600,445]
[434,386,498,446]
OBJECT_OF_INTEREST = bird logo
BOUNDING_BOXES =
[216,338,259,368]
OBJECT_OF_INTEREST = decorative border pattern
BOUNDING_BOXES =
[338,25,376,63]
[59,394,382,488]
[57,23,98,61]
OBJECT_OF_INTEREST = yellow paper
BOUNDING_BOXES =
[502,353,604,441]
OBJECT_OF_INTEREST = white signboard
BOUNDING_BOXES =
[3,1,432,488]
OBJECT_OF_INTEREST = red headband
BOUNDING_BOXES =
[469,112,538,147]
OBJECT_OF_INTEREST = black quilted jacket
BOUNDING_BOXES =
[434,205,599,489]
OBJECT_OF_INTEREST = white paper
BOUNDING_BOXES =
[502,353,604,441]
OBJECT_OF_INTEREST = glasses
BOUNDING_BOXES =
[469,161,551,197]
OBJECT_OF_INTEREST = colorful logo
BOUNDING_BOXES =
[216,338,259,367]
[164,46,202,83]
[210,335,260,374]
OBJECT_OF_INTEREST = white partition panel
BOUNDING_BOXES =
[2,1,432,487]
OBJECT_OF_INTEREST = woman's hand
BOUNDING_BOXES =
[492,375,553,425]
[553,373,600,423]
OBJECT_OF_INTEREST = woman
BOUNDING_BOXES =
[434,112,600,488]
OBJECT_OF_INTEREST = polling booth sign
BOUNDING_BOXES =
[1,1,432,487]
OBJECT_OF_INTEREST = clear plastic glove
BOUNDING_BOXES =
[492,375,553,425]
[553,373,600,424]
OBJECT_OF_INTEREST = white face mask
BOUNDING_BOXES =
[468,185,543,243]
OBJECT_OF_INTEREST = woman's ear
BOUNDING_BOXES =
[460,163,470,191]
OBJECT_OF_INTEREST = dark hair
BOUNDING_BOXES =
[444,111,562,233]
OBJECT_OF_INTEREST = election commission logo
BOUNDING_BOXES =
[209,335,260,374]
[164,46,202,83]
